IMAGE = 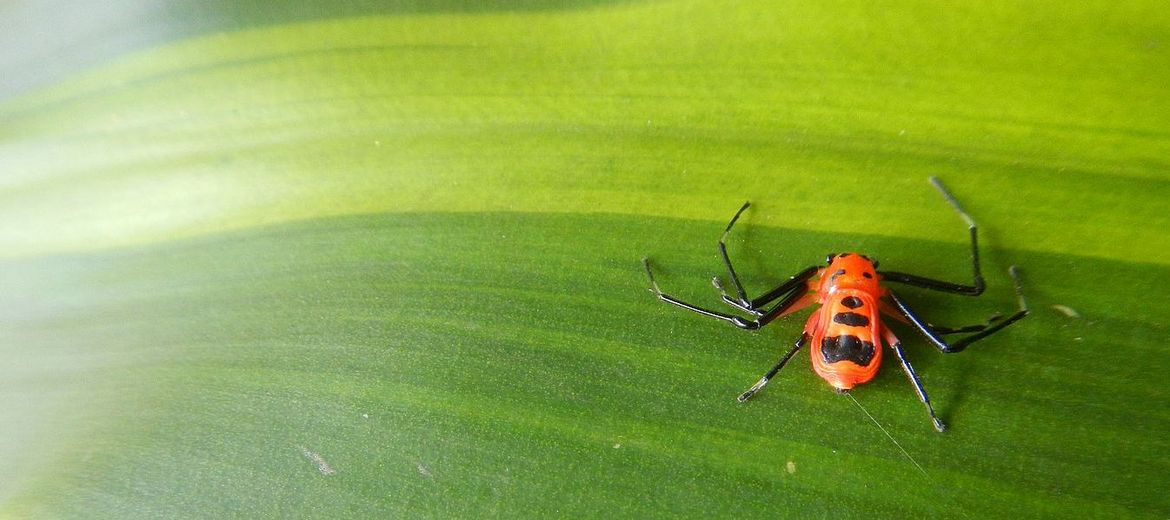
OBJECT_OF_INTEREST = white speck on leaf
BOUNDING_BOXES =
[417,462,433,478]
[299,446,337,476]
[1052,304,1080,318]
[786,461,796,474]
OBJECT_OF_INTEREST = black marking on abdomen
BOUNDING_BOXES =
[841,296,864,309]
[833,312,870,327]
[821,335,876,366]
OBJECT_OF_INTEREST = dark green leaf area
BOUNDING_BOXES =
[3,212,1166,518]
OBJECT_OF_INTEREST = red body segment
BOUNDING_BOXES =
[805,254,889,390]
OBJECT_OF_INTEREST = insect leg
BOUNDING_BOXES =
[888,266,1029,353]
[709,201,821,315]
[714,265,819,315]
[643,258,759,329]
[644,259,818,331]
[737,333,808,402]
[883,325,947,432]
[878,177,986,295]
[641,256,767,327]
[715,202,755,308]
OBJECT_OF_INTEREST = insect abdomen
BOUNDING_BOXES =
[810,291,883,390]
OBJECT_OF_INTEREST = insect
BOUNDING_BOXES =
[641,177,1028,432]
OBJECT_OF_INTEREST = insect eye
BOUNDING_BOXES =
[825,253,837,263]
[871,259,880,268]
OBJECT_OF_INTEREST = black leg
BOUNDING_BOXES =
[642,258,815,331]
[711,201,821,315]
[644,258,757,329]
[879,177,985,295]
[889,266,1029,353]
[737,333,808,402]
[716,202,754,308]
[887,335,947,432]
[714,265,819,316]
[717,265,820,314]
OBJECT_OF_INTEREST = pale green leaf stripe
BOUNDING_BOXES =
[1,1,1168,262]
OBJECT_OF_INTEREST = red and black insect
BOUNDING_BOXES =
[641,177,1028,432]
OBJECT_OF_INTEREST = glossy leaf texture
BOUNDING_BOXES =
[1,1,1168,518]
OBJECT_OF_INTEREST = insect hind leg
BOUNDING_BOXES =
[882,324,947,432]
[889,266,1029,353]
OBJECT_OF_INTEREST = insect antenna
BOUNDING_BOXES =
[845,392,928,477]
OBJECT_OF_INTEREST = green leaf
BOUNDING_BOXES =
[2,1,1168,518]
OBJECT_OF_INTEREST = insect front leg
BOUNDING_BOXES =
[715,201,755,308]
[642,258,762,329]
[714,265,820,316]
[710,200,822,315]
[643,259,819,331]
